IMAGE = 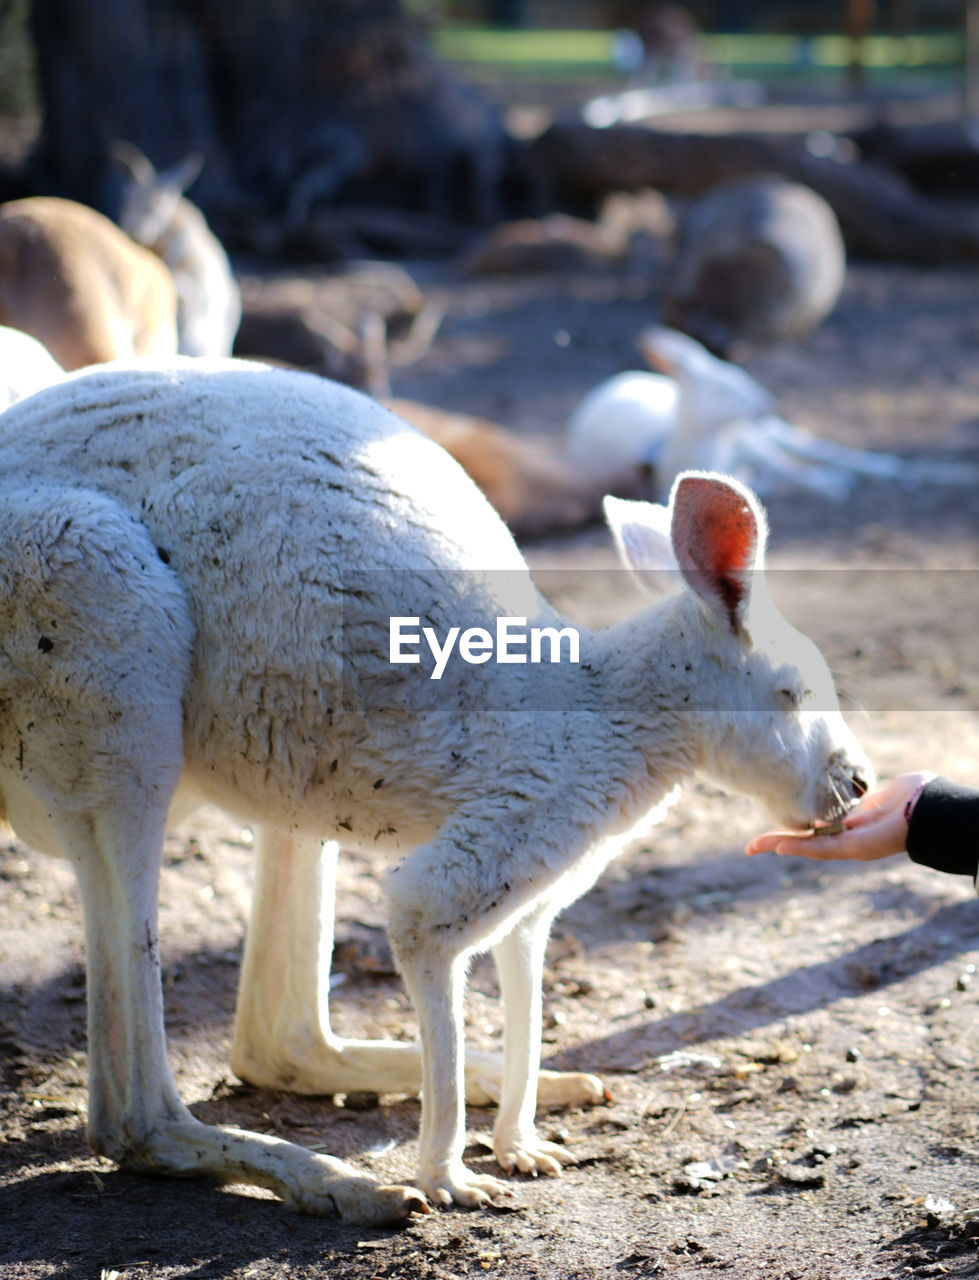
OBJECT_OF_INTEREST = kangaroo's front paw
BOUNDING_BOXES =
[286,1172,430,1224]
[537,1068,611,1110]
[418,1158,511,1209]
[493,1127,578,1178]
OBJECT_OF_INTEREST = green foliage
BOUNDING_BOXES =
[0,0,38,116]
[432,25,965,76]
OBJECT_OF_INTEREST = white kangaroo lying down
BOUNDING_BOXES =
[568,326,976,504]
[0,324,64,411]
[0,358,871,1223]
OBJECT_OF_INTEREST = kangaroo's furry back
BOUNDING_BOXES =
[0,358,542,834]
[0,358,524,567]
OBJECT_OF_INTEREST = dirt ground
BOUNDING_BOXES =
[3,96,979,1280]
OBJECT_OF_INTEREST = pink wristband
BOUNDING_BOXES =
[903,781,928,825]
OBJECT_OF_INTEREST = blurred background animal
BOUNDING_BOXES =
[664,175,846,355]
[0,196,178,369]
[625,2,703,85]
[568,326,975,502]
[566,368,678,479]
[115,143,242,357]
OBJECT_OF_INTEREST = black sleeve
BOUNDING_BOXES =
[906,777,979,883]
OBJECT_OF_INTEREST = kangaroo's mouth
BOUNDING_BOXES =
[818,758,870,828]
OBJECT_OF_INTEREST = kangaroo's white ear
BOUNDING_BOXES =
[668,471,767,635]
[161,152,204,195]
[604,494,679,595]
[112,140,155,185]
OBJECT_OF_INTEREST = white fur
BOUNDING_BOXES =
[569,327,977,501]
[116,147,242,358]
[0,358,871,1222]
[566,370,678,472]
[0,325,64,411]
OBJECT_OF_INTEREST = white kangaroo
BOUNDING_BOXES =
[0,324,65,410]
[0,358,871,1223]
[115,144,242,358]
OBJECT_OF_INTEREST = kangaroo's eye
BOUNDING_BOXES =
[777,686,805,709]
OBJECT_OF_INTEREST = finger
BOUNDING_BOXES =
[746,822,863,855]
[775,818,904,863]
[747,825,877,861]
[773,834,852,861]
[746,830,803,855]
[747,803,887,851]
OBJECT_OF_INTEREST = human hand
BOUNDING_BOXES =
[744,772,936,863]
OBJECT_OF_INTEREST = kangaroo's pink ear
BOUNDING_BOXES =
[669,472,767,634]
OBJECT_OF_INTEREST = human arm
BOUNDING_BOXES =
[906,776,979,879]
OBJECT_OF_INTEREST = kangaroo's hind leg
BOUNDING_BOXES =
[233,831,476,1099]
[230,830,606,1112]
[72,806,422,1221]
[231,831,429,1096]
[0,487,425,1223]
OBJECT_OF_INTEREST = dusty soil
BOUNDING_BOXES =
[3,124,979,1278]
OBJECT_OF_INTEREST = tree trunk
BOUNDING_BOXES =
[848,118,979,196]
[531,121,979,263]
[29,0,508,250]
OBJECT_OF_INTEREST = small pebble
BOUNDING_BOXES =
[342,1091,380,1111]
